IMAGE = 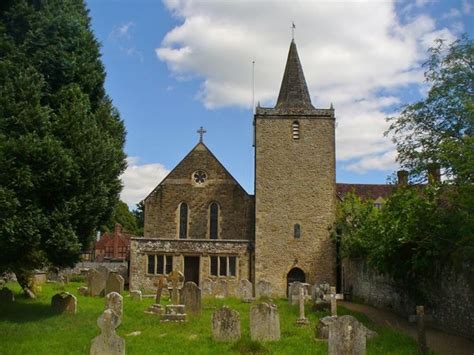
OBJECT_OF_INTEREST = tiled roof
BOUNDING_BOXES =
[95,231,131,249]
[336,183,395,201]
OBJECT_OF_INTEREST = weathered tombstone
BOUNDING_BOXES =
[105,272,124,295]
[409,306,429,354]
[160,270,186,322]
[328,315,366,355]
[154,275,166,303]
[105,292,123,320]
[51,292,77,314]
[296,287,309,325]
[256,280,272,298]
[0,287,14,302]
[312,282,330,310]
[330,286,337,316]
[180,281,201,314]
[78,286,89,296]
[215,279,228,298]
[249,303,280,341]
[167,270,184,305]
[88,269,105,297]
[288,281,304,305]
[212,306,241,341]
[90,308,125,355]
[201,278,215,296]
[130,290,142,301]
[315,316,337,339]
[97,266,110,283]
[238,279,253,302]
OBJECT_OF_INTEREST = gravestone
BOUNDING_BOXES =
[250,303,280,341]
[154,275,166,303]
[88,269,106,297]
[77,286,89,296]
[312,282,330,310]
[130,290,142,301]
[51,292,77,314]
[409,306,429,354]
[212,306,241,341]
[105,272,124,295]
[256,280,272,298]
[161,270,186,322]
[90,309,125,355]
[330,286,337,316]
[180,281,201,314]
[328,315,366,355]
[167,270,184,305]
[215,279,228,298]
[0,287,14,302]
[105,292,123,320]
[288,281,305,305]
[315,316,337,339]
[238,279,253,302]
[201,278,214,296]
[296,287,309,325]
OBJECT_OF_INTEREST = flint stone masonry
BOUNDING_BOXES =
[180,281,201,314]
[0,287,14,302]
[90,309,125,355]
[105,273,124,295]
[212,306,241,341]
[105,292,123,320]
[250,303,281,341]
[238,279,253,302]
[328,315,366,355]
[51,292,77,314]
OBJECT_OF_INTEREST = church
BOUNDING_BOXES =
[129,40,391,297]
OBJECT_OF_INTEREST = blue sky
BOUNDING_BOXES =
[86,0,473,207]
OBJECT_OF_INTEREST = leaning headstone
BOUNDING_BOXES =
[288,281,304,305]
[51,292,77,314]
[90,309,125,355]
[215,279,228,298]
[328,315,366,355]
[238,279,253,302]
[88,269,105,297]
[105,272,124,295]
[180,282,201,314]
[212,306,241,341]
[105,292,123,320]
[201,278,215,296]
[250,303,280,341]
[0,287,15,302]
[256,280,272,298]
[130,290,142,301]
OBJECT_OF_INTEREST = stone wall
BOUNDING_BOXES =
[343,258,474,339]
[130,238,252,293]
[254,109,336,297]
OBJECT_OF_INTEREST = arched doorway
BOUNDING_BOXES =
[287,267,305,295]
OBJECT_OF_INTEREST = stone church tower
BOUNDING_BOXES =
[254,40,336,297]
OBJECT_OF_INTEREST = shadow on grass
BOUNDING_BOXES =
[0,301,56,323]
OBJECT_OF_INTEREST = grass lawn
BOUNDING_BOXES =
[0,282,422,354]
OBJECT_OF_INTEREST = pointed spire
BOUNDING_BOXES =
[276,40,314,109]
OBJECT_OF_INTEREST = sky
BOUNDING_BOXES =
[85,0,473,208]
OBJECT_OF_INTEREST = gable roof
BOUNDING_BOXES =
[336,183,395,201]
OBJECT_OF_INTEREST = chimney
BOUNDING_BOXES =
[397,170,409,185]
[427,164,441,184]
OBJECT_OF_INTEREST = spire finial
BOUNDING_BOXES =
[291,22,295,41]
[197,126,206,143]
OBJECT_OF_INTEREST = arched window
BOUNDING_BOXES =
[179,203,188,239]
[209,202,219,239]
[292,121,300,140]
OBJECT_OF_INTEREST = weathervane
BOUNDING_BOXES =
[291,22,295,40]
[197,126,206,143]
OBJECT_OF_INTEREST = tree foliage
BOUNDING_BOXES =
[103,201,139,236]
[0,0,126,288]
[386,35,473,184]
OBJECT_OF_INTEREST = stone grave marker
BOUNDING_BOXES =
[212,306,241,341]
[250,303,280,341]
[215,279,228,298]
[312,282,330,310]
[409,305,430,354]
[256,280,272,298]
[77,286,89,296]
[105,272,124,295]
[288,281,304,305]
[90,308,125,355]
[0,287,14,302]
[167,270,184,305]
[161,270,186,322]
[130,290,142,301]
[154,275,166,303]
[238,279,253,302]
[330,286,337,316]
[88,269,106,297]
[105,292,123,320]
[296,287,309,325]
[180,281,201,314]
[51,292,77,314]
[328,315,366,355]
[315,316,337,339]
[201,278,215,296]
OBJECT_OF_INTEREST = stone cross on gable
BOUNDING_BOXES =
[167,270,184,305]
[409,305,432,354]
[197,126,206,143]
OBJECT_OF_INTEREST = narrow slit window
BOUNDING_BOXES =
[209,202,219,239]
[179,203,188,239]
[294,224,301,238]
[292,121,300,140]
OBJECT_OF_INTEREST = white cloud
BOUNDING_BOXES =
[120,157,169,207]
[345,150,398,173]
[109,21,144,62]
[443,8,462,19]
[109,21,134,40]
[156,0,455,173]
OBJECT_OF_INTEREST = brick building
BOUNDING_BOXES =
[129,40,394,296]
[95,224,133,262]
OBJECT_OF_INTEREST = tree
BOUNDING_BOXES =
[103,201,139,236]
[132,200,145,236]
[0,0,126,294]
[386,35,473,184]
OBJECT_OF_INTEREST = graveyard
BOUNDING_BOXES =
[0,279,422,354]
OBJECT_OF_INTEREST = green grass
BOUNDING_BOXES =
[0,282,421,354]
